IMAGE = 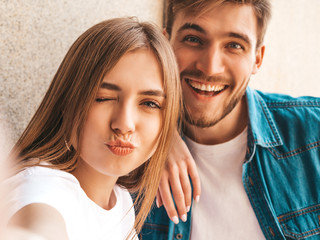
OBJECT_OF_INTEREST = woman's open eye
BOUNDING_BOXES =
[142,101,161,109]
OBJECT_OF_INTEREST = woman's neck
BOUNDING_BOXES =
[71,159,118,210]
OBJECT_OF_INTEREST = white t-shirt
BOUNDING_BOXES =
[186,128,265,240]
[5,166,137,240]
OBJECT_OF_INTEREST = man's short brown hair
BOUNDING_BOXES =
[165,0,272,48]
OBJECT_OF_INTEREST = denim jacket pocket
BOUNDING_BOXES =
[140,222,169,240]
[278,204,320,239]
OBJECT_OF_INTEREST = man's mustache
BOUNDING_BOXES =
[180,70,229,83]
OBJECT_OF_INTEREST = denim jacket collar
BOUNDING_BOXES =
[246,86,283,148]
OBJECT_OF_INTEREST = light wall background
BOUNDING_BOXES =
[250,1,320,97]
[1,0,320,150]
[0,0,163,149]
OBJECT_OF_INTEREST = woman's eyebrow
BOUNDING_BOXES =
[100,82,121,91]
[101,82,165,97]
[139,90,165,97]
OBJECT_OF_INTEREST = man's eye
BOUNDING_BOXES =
[142,101,161,109]
[227,42,244,50]
[183,36,202,45]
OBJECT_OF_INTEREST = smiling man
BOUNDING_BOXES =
[170,2,261,143]
[141,1,320,240]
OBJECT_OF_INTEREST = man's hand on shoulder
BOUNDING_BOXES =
[156,130,200,224]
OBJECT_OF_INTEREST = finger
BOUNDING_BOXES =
[188,162,201,203]
[169,171,187,222]
[179,169,192,212]
[158,175,179,224]
[156,190,163,208]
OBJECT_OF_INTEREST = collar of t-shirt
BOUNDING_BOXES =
[184,127,248,175]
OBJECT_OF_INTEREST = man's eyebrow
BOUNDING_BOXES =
[100,82,121,91]
[228,32,252,46]
[177,23,252,46]
[178,23,206,34]
[139,90,166,98]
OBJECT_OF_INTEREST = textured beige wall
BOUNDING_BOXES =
[250,1,320,97]
[0,0,163,147]
[1,0,320,148]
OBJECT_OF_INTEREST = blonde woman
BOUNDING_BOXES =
[4,17,181,239]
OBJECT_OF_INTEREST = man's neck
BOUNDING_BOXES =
[184,97,249,145]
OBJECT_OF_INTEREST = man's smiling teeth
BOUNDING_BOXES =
[188,79,226,92]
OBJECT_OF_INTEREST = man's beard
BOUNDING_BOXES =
[183,91,245,128]
[180,68,247,128]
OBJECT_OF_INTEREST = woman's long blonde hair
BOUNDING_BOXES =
[10,17,181,236]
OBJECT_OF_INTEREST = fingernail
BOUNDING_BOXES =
[186,206,190,212]
[181,214,187,222]
[195,195,200,203]
[156,198,159,208]
[172,216,179,224]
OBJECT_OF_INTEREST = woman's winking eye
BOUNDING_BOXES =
[95,97,117,103]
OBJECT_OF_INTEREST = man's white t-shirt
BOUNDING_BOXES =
[5,166,137,240]
[186,128,265,240]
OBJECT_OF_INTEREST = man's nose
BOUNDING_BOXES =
[196,46,225,76]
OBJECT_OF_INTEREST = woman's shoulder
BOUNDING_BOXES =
[5,166,82,219]
[7,166,79,192]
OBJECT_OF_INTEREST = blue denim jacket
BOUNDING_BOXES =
[141,87,320,240]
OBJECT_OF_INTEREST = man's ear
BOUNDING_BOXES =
[252,45,265,75]
[163,28,170,40]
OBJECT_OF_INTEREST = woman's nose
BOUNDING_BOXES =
[110,102,135,137]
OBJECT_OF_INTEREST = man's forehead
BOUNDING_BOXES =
[172,1,226,22]
[171,4,258,45]
[172,2,256,27]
